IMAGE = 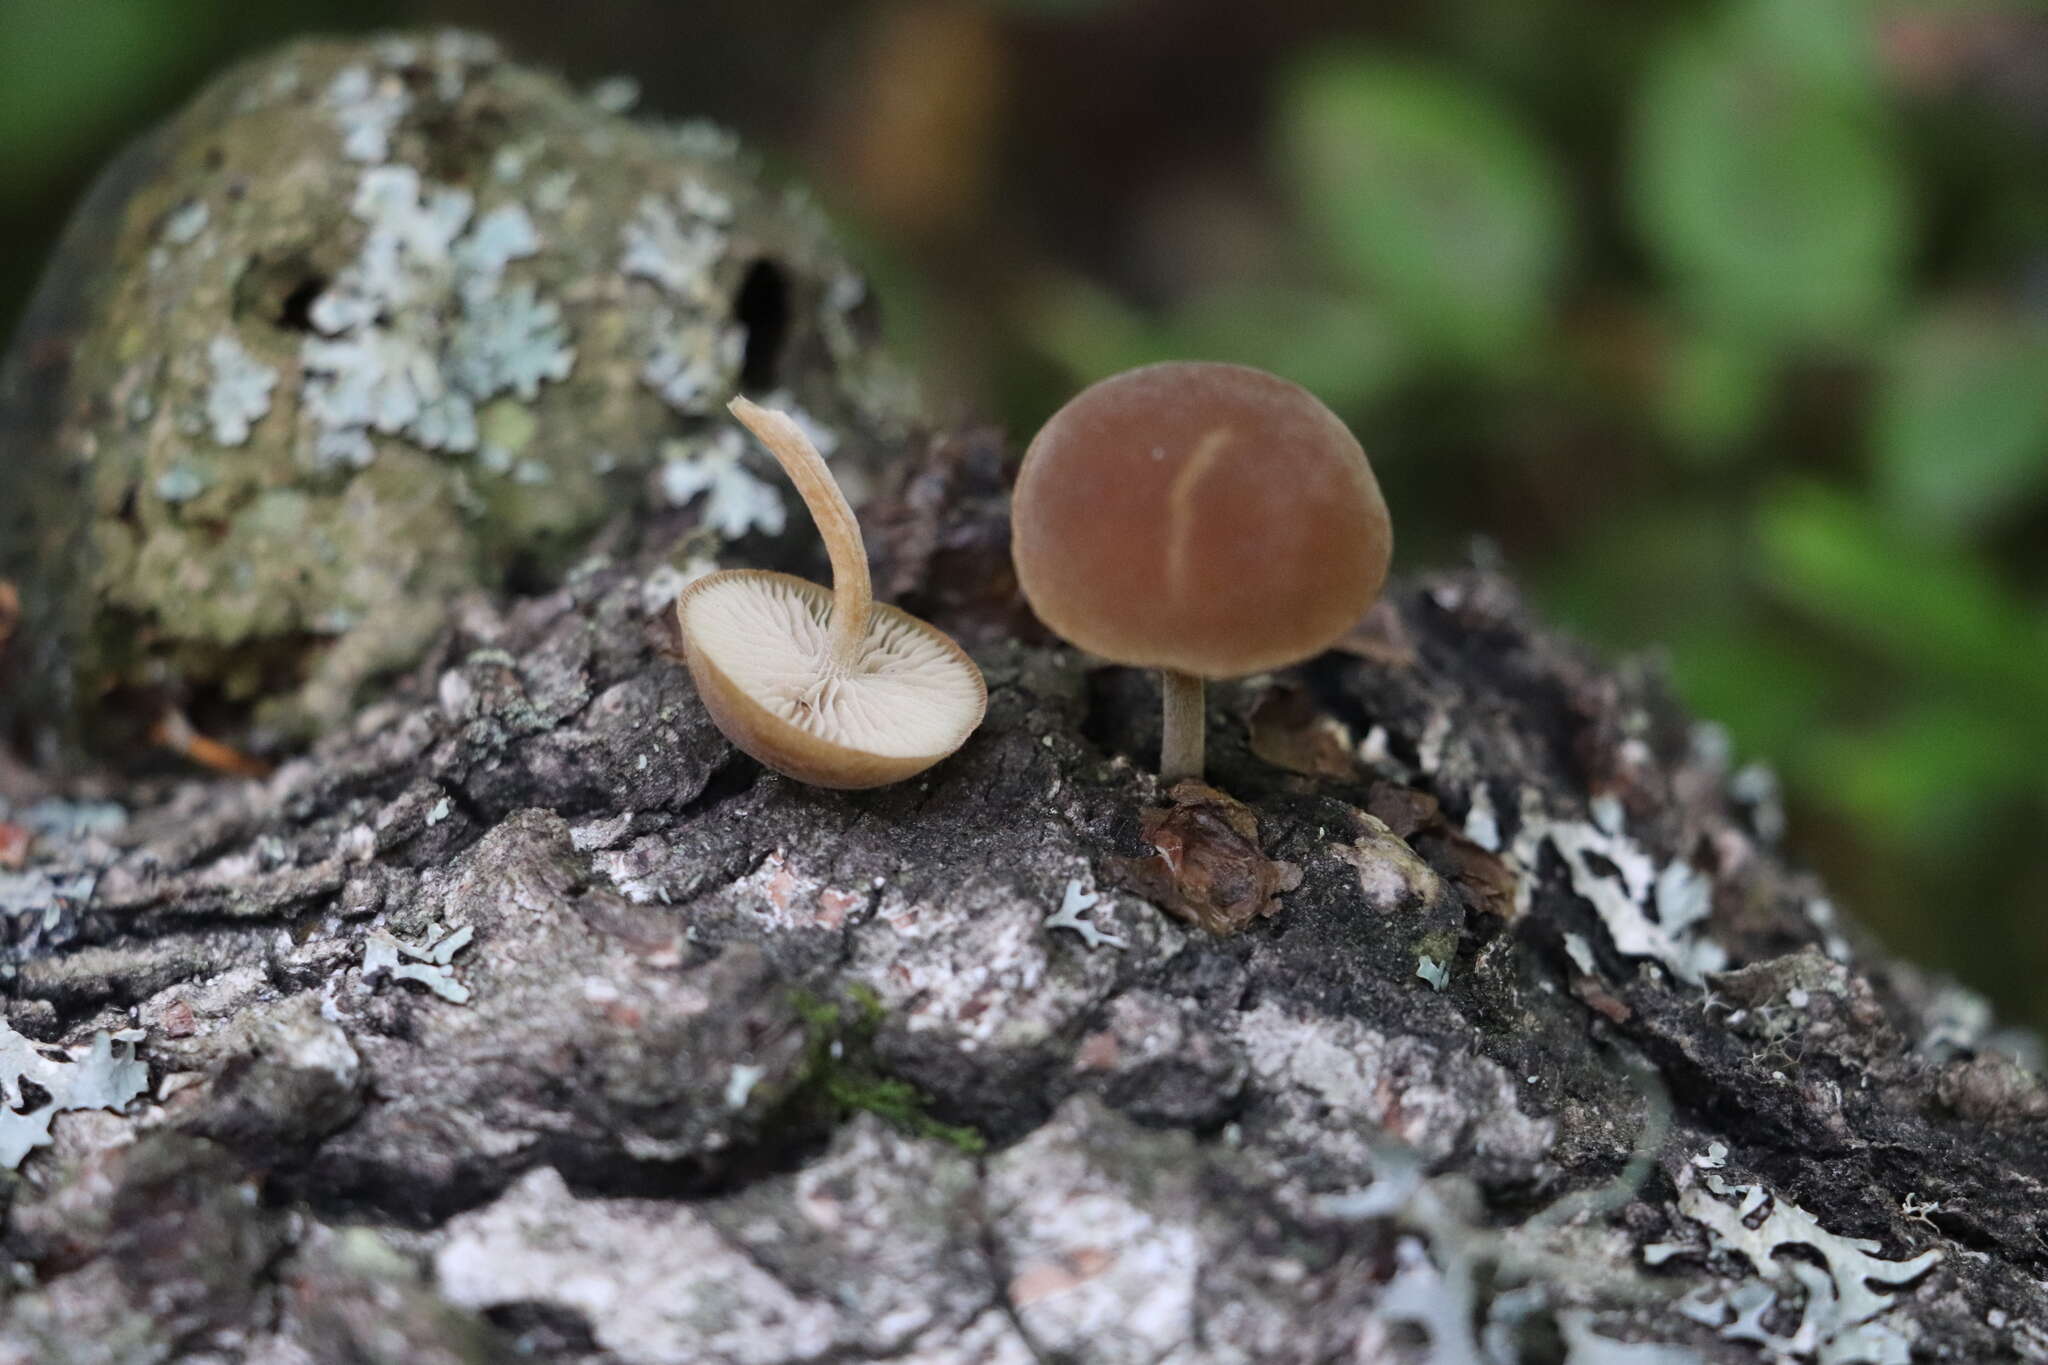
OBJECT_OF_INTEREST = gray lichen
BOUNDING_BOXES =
[642,309,746,413]
[448,281,574,403]
[300,165,566,465]
[1043,877,1128,951]
[325,62,412,163]
[587,74,641,115]
[162,198,210,245]
[363,923,474,1005]
[1415,953,1452,991]
[1672,1170,1941,1361]
[0,1021,148,1168]
[1505,789,1727,986]
[0,867,97,931]
[621,178,733,305]
[658,429,786,537]
[204,331,277,445]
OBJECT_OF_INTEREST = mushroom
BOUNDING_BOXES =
[1010,361,1391,781]
[674,398,987,789]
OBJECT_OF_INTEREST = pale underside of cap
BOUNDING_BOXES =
[678,571,987,789]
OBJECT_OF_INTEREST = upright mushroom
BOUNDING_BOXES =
[1010,361,1391,780]
[674,398,987,789]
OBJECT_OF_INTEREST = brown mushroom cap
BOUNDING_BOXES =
[1011,362,1391,678]
[678,570,987,790]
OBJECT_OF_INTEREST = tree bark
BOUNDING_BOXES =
[2,33,2045,1365]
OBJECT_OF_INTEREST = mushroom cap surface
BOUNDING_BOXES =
[677,569,987,789]
[1011,361,1392,679]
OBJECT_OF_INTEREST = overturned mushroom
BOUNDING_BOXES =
[1010,362,1391,780]
[675,398,987,789]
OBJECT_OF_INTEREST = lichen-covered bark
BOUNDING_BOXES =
[4,31,2047,1365]
[0,31,910,765]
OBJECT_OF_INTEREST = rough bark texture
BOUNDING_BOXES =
[4,31,2048,1365]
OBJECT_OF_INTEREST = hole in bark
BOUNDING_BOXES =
[233,250,334,332]
[677,753,760,818]
[483,1303,603,1356]
[277,276,328,333]
[503,549,556,598]
[735,259,791,391]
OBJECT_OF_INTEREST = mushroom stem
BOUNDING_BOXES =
[728,396,872,669]
[1159,669,1206,781]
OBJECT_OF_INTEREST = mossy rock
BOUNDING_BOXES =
[0,30,913,768]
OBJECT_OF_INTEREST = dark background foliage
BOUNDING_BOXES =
[4,0,2044,1028]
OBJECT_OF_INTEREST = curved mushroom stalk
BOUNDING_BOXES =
[722,398,873,670]
[672,398,986,790]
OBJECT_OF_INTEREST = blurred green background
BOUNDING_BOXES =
[3,0,2045,1029]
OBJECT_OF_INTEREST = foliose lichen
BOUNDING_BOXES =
[0,1021,149,1168]
[363,922,474,1005]
[301,167,572,467]
[658,429,786,539]
[205,331,278,446]
[1484,787,1727,986]
[1670,1168,1941,1361]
